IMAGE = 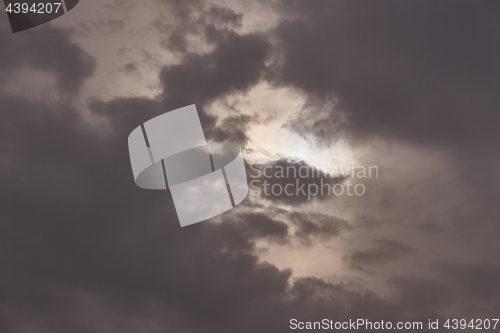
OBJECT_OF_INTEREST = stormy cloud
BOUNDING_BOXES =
[0,1,499,332]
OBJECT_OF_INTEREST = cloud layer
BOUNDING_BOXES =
[0,1,499,332]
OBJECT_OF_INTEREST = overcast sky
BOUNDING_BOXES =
[1,0,499,332]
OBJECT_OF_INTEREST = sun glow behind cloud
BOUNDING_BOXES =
[208,82,356,168]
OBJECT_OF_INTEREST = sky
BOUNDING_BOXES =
[0,0,500,332]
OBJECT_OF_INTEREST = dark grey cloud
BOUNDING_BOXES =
[288,211,351,246]
[0,14,95,95]
[345,239,412,271]
[160,30,270,137]
[121,62,138,73]
[115,2,272,142]
[416,222,443,234]
[93,8,271,147]
[436,262,500,305]
[222,211,290,244]
[354,214,389,229]
[247,158,346,205]
[273,0,500,150]
[211,114,255,146]
[156,1,243,53]
[390,261,500,319]
[78,18,126,35]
